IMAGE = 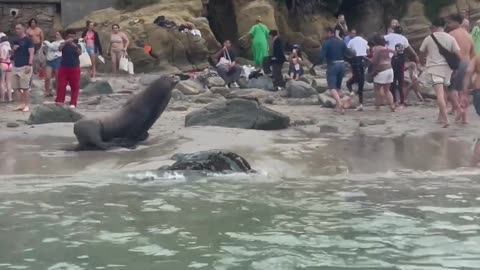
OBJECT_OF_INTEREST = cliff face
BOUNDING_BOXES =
[69,0,480,72]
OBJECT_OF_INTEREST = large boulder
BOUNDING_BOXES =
[82,80,114,96]
[185,98,290,130]
[286,80,318,98]
[27,104,84,125]
[247,76,274,91]
[225,88,276,101]
[165,150,255,173]
[401,1,431,50]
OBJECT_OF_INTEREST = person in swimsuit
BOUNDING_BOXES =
[81,21,103,78]
[108,24,130,74]
[371,34,396,112]
[0,33,12,102]
[288,45,304,80]
[26,18,44,53]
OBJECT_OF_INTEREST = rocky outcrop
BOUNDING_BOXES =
[286,79,317,98]
[27,104,84,125]
[165,150,255,173]
[185,98,290,130]
[401,1,431,50]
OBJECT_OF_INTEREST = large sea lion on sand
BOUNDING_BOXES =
[71,75,177,151]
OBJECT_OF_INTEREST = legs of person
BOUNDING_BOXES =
[448,90,464,122]
[20,69,32,112]
[0,67,6,102]
[327,63,343,113]
[435,83,449,127]
[383,83,395,112]
[390,73,398,105]
[111,50,121,73]
[44,65,53,96]
[5,70,12,102]
[272,63,284,88]
[69,67,81,107]
[374,82,382,111]
[398,68,405,106]
[55,66,68,105]
[357,63,365,106]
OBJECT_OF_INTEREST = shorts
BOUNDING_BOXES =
[326,61,345,90]
[86,46,96,56]
[47,58,62,70]
[426,73,451,87]
[373,68,394,84]
[34,43,42,53]
[288,64,304,77]
[11,66,33,90]
[450,61,468,91]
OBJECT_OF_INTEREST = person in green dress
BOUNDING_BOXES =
[248,16,270,67]
[471,20,480,54]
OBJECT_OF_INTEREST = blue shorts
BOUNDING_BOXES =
[326,61,345,90]
[46,58,61,70]
[86,47,96,56]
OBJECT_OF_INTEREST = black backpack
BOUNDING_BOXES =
[430,33,460,70]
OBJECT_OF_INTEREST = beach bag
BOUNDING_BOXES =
[119,52,129,73]
[128,58,134,75]
[78,41,92,68]
[431,34,460,70]
[33,45,46,73]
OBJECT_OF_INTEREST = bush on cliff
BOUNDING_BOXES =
[115,0,159,10]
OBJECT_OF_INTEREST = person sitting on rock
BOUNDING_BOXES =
[212,40,241,88]
[288,44,304,80]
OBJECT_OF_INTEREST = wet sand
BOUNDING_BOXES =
[1,77,479,177]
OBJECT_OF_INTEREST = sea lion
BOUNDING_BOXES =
[72,75,177,151]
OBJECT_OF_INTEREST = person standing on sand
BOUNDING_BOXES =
[43,31,64,98]
[314,27,349,114]
[11,23,34,112]
[419,19,461,128]
[371,34,396,112]
[56,29,82,109]
[247,17,269,69]
[108,24,130,74]
[0,33,12,103]
[26,19,44,53]
[82,21,103,78]
[390,43,406,109]
[446,14,475,124]
[346,30,369,111]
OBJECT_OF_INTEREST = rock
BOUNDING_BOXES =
[359,119,387,127]
[210,87,232,97]
[168,105,189,111]
[292,119,318,126]
[193,96,224,104]
[172,89,187,101]
[166,150,255,173]
[401,1,431,50]
[320,124,339,134]
[6,122,20,128]
[286,98,320,106]
[318,93,336,108]
[82,81,114,96]
[207,76,225,88]
[176,79,204,95]
[27,104,84,125]
[225,88,276,101]
[80,74,92,89]
[83,96,102,106]
[140,74,162,86]
[312,79,328,93]
[247,76,274,91]
[237,77,249,89]
[185,99,290,130]
[286,80,318,98]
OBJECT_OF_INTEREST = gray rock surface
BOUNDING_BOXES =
[175,79,204,95]
[82,81,114,96]
[27,104,84,125]
[185,98,290,130]
[207,76,226,88]
[286,80,318,98]
[247,76,274,91]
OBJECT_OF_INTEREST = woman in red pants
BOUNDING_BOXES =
[56,29,81,108]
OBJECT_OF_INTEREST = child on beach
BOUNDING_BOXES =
[0,33,12,103]
[289,45,304,80]
[405,61,425,103]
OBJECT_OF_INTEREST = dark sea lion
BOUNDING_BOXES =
[72,75,177,151]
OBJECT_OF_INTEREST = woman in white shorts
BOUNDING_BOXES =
[371,35,396,112]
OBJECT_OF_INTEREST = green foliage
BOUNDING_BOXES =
[115,0,159,10]
[423,0,451,21]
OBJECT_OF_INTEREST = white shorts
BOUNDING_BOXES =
[374,68,394,84]
[427,73,451,87]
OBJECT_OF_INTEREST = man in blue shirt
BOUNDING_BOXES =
[314,27,349,114]
[11,23,34,112]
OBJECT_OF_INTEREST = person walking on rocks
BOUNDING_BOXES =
[419,19,461,127]
[269,30,286,89]
[347,30,369,111]
[447,14,475,124]
[108,24,130,74]
[371,34,396,112]
[315,27,349,114]
[43,31,64,98]
[82,21,103,78]
[11,23,34,112]
[247,17,269,69]
[56,29,82,109]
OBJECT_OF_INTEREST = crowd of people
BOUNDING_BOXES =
[0,20,131,111]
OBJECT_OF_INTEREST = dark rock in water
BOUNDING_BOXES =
[27,104,84,125]
[286,80,317,98]
[247,76,274,91]
[6,122,20,128]
[359,119,386,127]
[185,98,290,130]
[167,150,255,173]
[82,81,114,96]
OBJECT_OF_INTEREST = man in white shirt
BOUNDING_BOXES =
[346,30,369,110]
[419,19,461,127]
[384,26,419,63]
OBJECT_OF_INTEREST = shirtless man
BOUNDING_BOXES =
[26,18,44,53]
[447,14,475,124]
[461,9,470,31]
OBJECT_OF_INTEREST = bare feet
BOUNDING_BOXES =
[13,105,24,111]
[22,106,30,112]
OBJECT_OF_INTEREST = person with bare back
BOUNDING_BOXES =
[26,19,44,53]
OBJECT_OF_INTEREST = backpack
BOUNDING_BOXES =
[430,33,460,70]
